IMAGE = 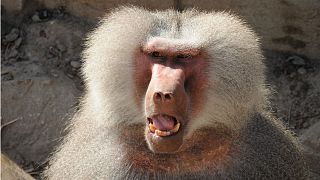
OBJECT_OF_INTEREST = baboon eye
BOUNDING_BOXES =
[176,54,192,64]
[176,54,192,59]
[150,51,164,58]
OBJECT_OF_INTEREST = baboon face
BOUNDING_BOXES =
[83,8,264,155]
[135,38,209,153]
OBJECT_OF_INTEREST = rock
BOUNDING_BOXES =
[70,60,81,69]
[4,28,19,42]
[1,76,80,169]
[297,67,307,75]
[7,49,19,59]
[66,73,75,79]
[1,154,34,180]
[14,37,23,48]
[287,55,306,66]
[31,13,41,22]
[50,70,59,78]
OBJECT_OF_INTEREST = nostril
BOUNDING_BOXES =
[153,92,173,102]
[154,92,162,101]
[164,93,172,100]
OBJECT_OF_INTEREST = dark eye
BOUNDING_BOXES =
[176,54,192,64]
[150,51,164,58]
[176,54,192,59]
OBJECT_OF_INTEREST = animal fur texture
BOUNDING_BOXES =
[44,7,308,179]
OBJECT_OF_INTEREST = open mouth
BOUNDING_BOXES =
[147,114,181,137]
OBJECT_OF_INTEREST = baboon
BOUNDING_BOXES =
[44,7,308,179]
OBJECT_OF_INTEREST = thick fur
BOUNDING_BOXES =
[44,7,308,179]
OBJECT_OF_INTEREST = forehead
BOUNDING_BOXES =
[148,11,203,42]
[143,12,204,56]
[143,37,200,56]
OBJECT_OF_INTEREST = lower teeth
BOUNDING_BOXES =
[155,130,171,136]
[148,122,181,136]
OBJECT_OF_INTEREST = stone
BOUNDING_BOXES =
[1,154,33,180]
[4,28,19,42]
[31,13,41,22]
[7,49,19,59]
[14,37,23,48]
[70,60,81,69]
[297,67,307,75]
[288,55,306,66]
[1,76,80,168]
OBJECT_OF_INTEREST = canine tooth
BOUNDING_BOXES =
[170,122,180,133]
[155,130,171,137]
[149,123,156,132]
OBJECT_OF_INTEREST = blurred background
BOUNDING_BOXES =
[1,0,319,179]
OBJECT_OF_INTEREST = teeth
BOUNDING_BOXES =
[170,122,180,133]
[155,130,171,137]
[149,122,181,137]
[149,123,156,133]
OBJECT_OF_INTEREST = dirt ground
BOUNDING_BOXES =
[1,8,320,179]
